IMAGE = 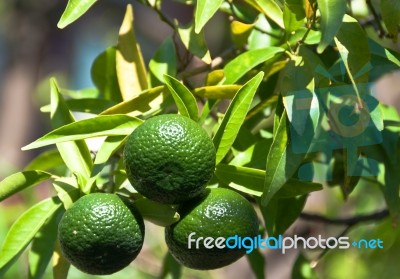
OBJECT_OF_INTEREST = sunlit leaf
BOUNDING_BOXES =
[57,0,97,29]
[223,47,284,84]
[0,171,52,202]
[213,72,264,164]
[195,0,224,33]
[22,115,143,150]
[49,78,93,186]
[230,21,255,47]
[178,22,211,63]
[116,4,148,100]
[100,86,165,115]
[194,85,241,99]
[0,197,62,277]
[316,0,347,53]
[24,150,64,172]
[291,253,318,279]
[256,0,284,28]
[164,75,199,121]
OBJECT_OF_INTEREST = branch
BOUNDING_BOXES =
[299,209,389,226]
[365,0,386,38]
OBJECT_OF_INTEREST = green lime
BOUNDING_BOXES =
[165,188,259,270]
[123,114,216,204]
[57,193,144,275]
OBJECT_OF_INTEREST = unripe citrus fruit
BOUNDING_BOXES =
[165,188,259,270]
[123,114,216,204]
[57,193,144,275]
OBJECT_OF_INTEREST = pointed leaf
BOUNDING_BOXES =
[261,110,306,206]
[0,197,62,277]
[24,150,64,172]
[116,4,148,100]
[256,0,284,29]
[100,86,165,115]
[91,47,122,102]
[57,0,97,29]
[0,171,52,202]
[160,252,182,279]
[149,37,177,86]
[194,85,241,99]
[49,78,93,185]
[178,22,211,63]
[215,164,322,197]
[22,115,143,150]
[195,0,224,33]
[53,242,70,279]
[223,47,284,84]
[213,73,264,164]
[164,75,199,121]
[283,0,306,37]
[316,0,347,53]
[246,249,265,279]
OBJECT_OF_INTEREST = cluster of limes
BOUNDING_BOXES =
[57,114,259,275]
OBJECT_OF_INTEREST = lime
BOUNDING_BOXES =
[123,114,216,204]
[57,193,144,275]
[165,188,259,269]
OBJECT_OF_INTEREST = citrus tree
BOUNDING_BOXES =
[0,0,400,278]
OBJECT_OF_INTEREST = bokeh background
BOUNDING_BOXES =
[0,0,400,278]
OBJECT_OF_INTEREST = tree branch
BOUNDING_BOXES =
[299,209,389,226]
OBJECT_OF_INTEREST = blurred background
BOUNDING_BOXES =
[0,0,400,278]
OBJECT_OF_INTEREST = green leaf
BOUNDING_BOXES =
[116,4,148,100]
[261,195,307,236]
[149,37,177,87]
[213,72,264,164]
[291,253,318,279]
[316,0,347,53]
[195,0,224,33]
[57,0,97,29]
[0,171,52,202]
[194,85,241,99]
[53,177,80,210]
[261,110,306,206]
[28,209,63,279]
[100,86,165,115]
[0,197,62,277]
[215,164,322,197]
[223,47,284,84]
[164,75,199,121]
[49,78,93,187]
[22,115,143,150]
[335,15,371,83]
[41,99,117,115]
[160,252,182,279]
[368,39,400,67]
[283,0,306,38]
[256,0,284,29]
[381,0,400,41]
[91,47,122,103]
[24,150,64,172]
[178,22,211,63]
[134,198,179,226]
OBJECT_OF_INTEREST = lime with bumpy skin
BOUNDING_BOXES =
[123,114,216,204]
[57,193,144,275]
[165,188,259,270]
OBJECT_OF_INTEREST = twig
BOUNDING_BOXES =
[300,209,389,226]
[144,0,175,29]
[365,0,386,38]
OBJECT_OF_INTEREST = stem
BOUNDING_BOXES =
[299,209,389,226]
[365,0,386,38]
[144,0,175,29]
